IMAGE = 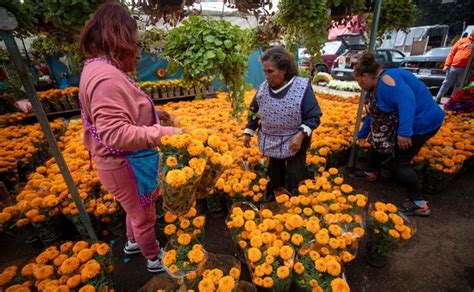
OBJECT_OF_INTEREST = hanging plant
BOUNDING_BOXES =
[133,0,198,26]
[163,16,250,118]
[0,0,37,38]
[366,0,415,38]
[247,18,282,51]
[277,0,330,56]
[224,0,272,14]
[140,28,169,53]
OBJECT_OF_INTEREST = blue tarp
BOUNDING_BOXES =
[46,50,266,89]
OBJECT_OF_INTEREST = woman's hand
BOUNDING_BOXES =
[290,132,305,153]
[397,135,412,150]
[157,110,171,122]
[172,127,184,135]
[243,134,251,148]
[356,138,366,147]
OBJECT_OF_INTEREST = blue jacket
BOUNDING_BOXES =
[358,69,445,138]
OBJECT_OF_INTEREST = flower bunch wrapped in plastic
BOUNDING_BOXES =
[366,202,416,259]
[294,240,350,292]
[163,206,205,242]
[197,267,241,292]
[162,235,207,289]
[159,134,208,215]
[191,129,234,200]
[0,241,113,291]
[216,167,268,203]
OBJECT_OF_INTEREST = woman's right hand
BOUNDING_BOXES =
[356,138,366,147]
[172,127,184,135]
[243,134,251,148]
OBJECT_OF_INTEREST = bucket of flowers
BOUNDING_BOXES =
[365,201,416,267]
[159,133,208,216]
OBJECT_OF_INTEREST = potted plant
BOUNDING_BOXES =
[365,201,416,267]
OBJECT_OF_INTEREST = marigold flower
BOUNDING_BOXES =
[388,229,401,239]
[78,284,96,292]
[178,233,192,245]
[229,267,240,279]
[331,278,350,292]
[59,257,80,275]
[77,248,95,263]
[279,245,293,260]
[276,266,290,279]
[33,264,54,280]
[80,260,101,282]
[72,241,89,253]
[247,247,262,263]
[218,275,235,291]
[374,211,389,224]
[198,278,215,291]
[294,262,305,274]
[386,203,398,213]
[340,184,353,194]
[66,274,81,288]
[166,156,178,167]
[291,234,304,246]
[326,259,341,276]
[192,216,205,228]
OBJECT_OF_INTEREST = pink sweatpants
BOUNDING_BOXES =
[97,165,160,260]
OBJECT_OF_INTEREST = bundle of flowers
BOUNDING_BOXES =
[294,241,350,292]
[365,202,415,267]
[162,235,207,288]
[0,112,26,128]
[163,206,206,242]
[326,80,361,92]
[37,87,80,112]
[412,112,473,192]
[0,240,113,291]
[191,129,234,200]
[159,133,208,215]
[197,267,240,292]
[0,119,66,191]
[216,167,268,203]
[444,84,474,113]
[0,120,121,240]
[138,77,214,99]
[317,93,359,104]
[226,168,366,291]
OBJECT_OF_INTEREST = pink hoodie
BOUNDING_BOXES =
[79,60,174,170]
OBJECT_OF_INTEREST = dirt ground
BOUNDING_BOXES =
[1,167,473,292]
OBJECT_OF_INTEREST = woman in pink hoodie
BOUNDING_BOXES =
[79,2,182,272]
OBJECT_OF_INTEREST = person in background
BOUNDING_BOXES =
[435,32,474,103]
[79,2,183,272]
[351,52,445,216]
[243,46,322,200]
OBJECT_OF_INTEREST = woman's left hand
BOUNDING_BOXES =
[397,135,412,150]
[290,132,305,153]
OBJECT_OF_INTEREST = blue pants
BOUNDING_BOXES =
[436,66,466,100]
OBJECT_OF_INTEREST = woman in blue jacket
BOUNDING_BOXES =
[351,52,445,216]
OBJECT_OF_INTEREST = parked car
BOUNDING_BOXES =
[399,47,451,89]
[331,49,406,80]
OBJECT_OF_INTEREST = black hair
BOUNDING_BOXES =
[260,46,298,80]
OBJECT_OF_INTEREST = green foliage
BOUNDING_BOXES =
[368,0,416,38]
[163,16,250,118]
[39,0,103,40]
[31,35,82,74]
[0,0,37,38]
[140,28,169,52]
[0,48,9,64]
[277,0,330,57]
[31,36,62,59]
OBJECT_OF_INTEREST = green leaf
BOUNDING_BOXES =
[224,40,233,48]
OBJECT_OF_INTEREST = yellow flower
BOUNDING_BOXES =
[309,250,320,261]
[33,264,54,280]
[180,219,191,229]
[60,241,74,253]
[388,229,400,239]
[198,278,215,291]
[164,212,178,223]
[326,259,341,276]
[95,243,110,256]
[188,139,205,156]
[329,224,342,237]
[374,202,387,212]
[390,214,404,226]
[353,227,365,237]
[279,245,293,260]
[386,203,398,213]
[315,259,326,272]
[243,210,255,221]
[178,233,192,245]
[340,184,353,193]
[373,211,389,224]
[218,275,235,291]
[80,259,101,282]
[72,241,89,253]
[244,220,257,232]
[331,278,350,292]
[315,230,329,245]
[78,284,96,292]
[247,247,262,263]
[58,257,80,275]
[192,216,205,228]
[294,262,305,274]
[164,224,177,236]
[66,274,81,288]
[298,185,308,194]
[53,254,69,267]
[334,177,344,185]
[166,156,178,167]
[262,277,274,288]
[77,248,95,263]
[168,264,179,274]
[261,209,273,219]
[229,267,240,279]
[291,234,304,246]
[276,266,290,279]
[250,235,263,248]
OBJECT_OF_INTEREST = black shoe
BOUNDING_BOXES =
[398,199,431,217]
[349,170,377,182]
